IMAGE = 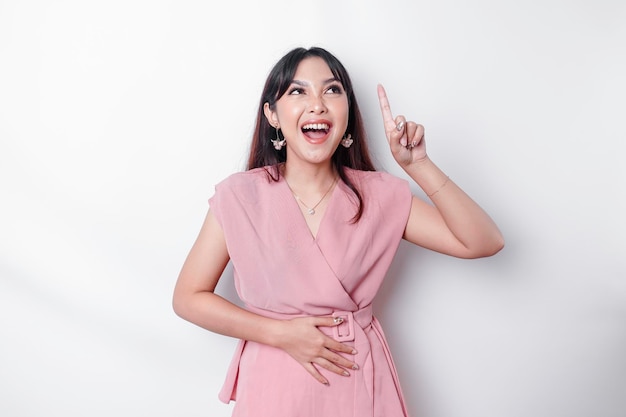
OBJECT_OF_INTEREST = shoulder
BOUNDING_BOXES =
[344,168,410,192]
[342,168,412,226]
[345,168,412,213]
[216,166,277,192]
[209,166,279,219]
[218,166,271,185]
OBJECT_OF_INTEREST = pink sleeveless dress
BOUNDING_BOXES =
[209,166,413,417]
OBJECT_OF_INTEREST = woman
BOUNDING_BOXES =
[173,46,504,417]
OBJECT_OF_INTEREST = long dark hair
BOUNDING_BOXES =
[247,46,376,222]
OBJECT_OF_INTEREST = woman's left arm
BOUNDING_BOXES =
[378,84,504,259]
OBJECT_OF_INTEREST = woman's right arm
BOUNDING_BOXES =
[172,209,357,384]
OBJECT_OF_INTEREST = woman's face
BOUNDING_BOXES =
[264,56,349,167]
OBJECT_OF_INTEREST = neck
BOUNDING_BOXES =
[282,160,339,217]
[283,160,337,190]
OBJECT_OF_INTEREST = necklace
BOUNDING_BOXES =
[289,177,338,215]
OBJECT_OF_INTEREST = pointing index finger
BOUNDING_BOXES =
[377,84,395,128]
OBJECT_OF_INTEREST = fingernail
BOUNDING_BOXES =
[343,371,350,376]
[351,349,358,355]
[333,317,344,324]
[352,364,359,370]
[396,121,405,131]
[322,380,329,386]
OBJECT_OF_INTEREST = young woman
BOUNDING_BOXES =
[173,46,504,417]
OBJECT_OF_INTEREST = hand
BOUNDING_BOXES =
[277,316,358,385]
[377,84,427,166]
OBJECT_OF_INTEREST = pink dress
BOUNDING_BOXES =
[209,166,413,417]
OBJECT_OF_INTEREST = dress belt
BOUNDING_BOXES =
[245,304,373,342]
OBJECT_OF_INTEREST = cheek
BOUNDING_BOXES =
[337,98,349,116]
[335,102,350,127]
[274,99,301,117]
[278,105,305,125]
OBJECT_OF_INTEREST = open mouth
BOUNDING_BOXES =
[302,123,330,140]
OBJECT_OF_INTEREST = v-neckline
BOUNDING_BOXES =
[280,175,341,241]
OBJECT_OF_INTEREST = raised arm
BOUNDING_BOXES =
[377,84,504,258]
[172,209,358,384]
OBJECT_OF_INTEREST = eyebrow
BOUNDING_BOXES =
[290,77,340,86]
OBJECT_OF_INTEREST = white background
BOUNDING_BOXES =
[1,1,625,416]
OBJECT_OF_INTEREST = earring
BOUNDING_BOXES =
[270,126,286,151]
[341,133,353,148]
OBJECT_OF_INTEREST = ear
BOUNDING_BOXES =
[263,102,279,128]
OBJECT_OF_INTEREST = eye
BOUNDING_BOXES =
[325,84,344,94]
[287,87,305,95]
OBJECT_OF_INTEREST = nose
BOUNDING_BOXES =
[309,94,327,114]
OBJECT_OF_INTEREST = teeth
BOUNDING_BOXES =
[302,123,329,130]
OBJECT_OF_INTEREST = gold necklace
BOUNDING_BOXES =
[289,177,338,215]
